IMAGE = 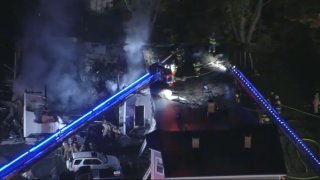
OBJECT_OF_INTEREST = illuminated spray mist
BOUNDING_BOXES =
[200,53,228,72]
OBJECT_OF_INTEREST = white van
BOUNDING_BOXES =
[67,151,121,175]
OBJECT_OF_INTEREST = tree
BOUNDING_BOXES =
[225,0,269,69]
[123,0,162,31]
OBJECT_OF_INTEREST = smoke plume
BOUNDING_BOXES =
[14,0,97,112]
[122,1,155,85]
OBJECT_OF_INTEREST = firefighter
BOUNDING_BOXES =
[235,89,241,103]
[22,169,36,180]
[62,141,71,160]
[87,141,97,151]
[259,110,270,124]
[208,32,217,54]
[71,142,79,153]
[193,61,202,76]
[235,93,240,103]
[175,47,185,67]
[274,95,282,114]
[268,91,276,106]
[170,63,177,86]
[102,120,112,137]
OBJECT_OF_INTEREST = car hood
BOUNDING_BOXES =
[106,155,120,169]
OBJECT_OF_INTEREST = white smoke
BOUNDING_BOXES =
[14,0,97,112]
[122,1,155,84]
[105,80,117,93]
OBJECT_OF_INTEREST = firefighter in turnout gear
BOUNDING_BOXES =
[208,32,217,54]
[274,95,282,114]
[175,47,185,67]
[193,61,202,77]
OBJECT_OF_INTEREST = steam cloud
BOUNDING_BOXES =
[122,1,155,85]
[105,80,117,93]
[14,0,97,112]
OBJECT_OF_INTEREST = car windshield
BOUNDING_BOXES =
[99,155,107,163]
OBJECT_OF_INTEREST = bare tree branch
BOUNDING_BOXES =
[249,52,254,69]
[247,0,263,43]
[240,16,246,43]
[239,4,246,43]
[263,0,272,6]
[151,0,161,31]
[123,0,132,12]
[228,9,240,42]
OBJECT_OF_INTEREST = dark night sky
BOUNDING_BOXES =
[0,0,22,85]
[0,1,18,65]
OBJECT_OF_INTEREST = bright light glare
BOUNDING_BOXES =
[206,55,227,72]
[170,63,177,73]
[210,62,227,71]
[159,89,177,100]
[159,89,175,100]
[158,89,187,102]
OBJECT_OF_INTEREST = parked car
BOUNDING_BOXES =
[67,151,121,177]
